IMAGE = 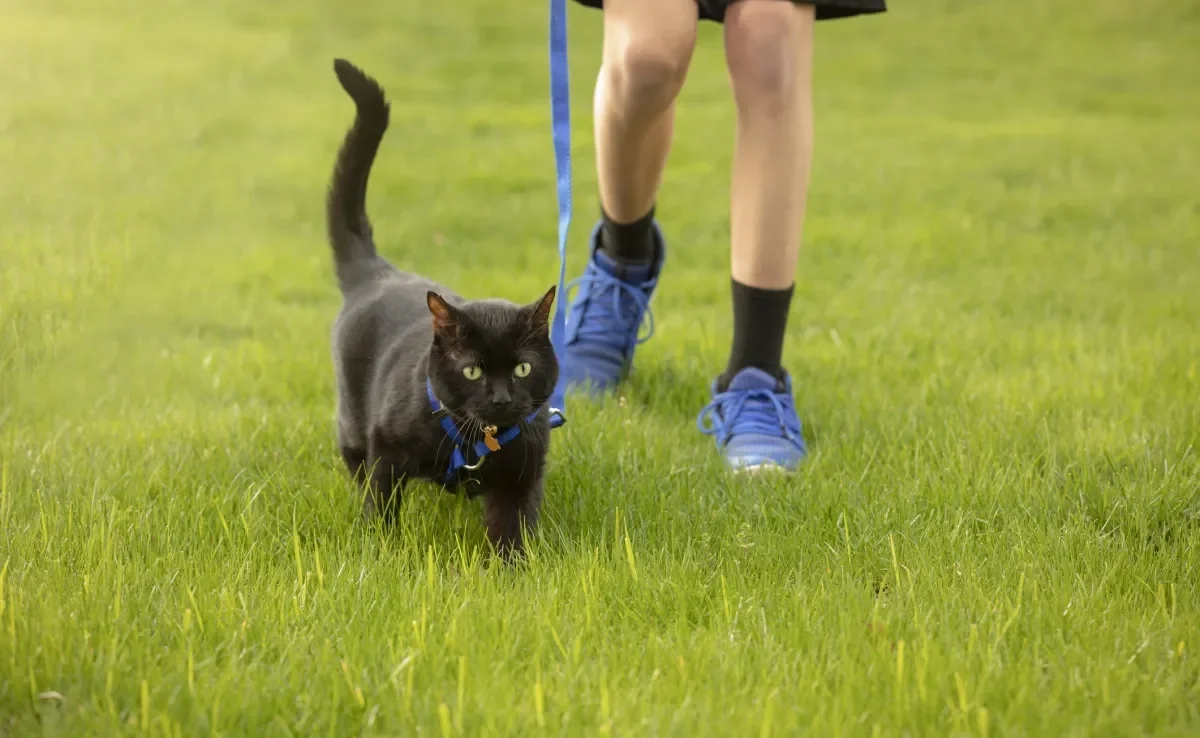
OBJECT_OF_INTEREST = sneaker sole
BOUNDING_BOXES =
[730,461,797,474]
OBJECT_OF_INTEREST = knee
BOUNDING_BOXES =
[604,36,692,116]
[726,6,812,114]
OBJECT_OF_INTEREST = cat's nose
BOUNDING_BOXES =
[491,388,512,407]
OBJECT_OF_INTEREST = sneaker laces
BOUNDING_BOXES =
[697,387,802,445]
[566,268,656,350]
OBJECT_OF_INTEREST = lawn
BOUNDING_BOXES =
[2,0,1198,734]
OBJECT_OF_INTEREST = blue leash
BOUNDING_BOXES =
[427,381,565,483]
[548,0,572,418]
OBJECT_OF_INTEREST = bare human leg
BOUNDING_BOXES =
[559,0,698,394]
[726,0,815,292]
[594,0,697,225]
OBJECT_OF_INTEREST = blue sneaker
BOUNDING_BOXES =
[560,221,665,394]
[696,367,808,472]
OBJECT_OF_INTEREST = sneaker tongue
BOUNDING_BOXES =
[593,249,653,284]
[725,367,781,392]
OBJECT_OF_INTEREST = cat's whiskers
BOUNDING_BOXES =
[432,408,458,465]
[467,416,487,469]
[469,417,484,454]
[527,402,551,447]
[533,417,549,449]
[516,417,536,480]
[432,416,457,469]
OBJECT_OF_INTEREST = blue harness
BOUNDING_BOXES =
[427,381,565,483]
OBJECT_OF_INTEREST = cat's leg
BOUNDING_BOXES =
[363,447,412,523]
[336,408,369,483]
[340,445,368,484]
[481,477,544,560]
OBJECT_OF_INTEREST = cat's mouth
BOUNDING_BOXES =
[454,410,526,434]
[476,410,526,428]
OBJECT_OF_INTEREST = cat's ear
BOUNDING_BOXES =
[526,285,557,337]
[426,291,461,342]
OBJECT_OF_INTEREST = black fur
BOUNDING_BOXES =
[325,59,559,558]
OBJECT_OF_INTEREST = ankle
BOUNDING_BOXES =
[722,280,793,384]
[598,206,657,266]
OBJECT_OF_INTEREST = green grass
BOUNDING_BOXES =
[2,0,1199,733]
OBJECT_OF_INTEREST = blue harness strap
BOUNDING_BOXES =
[548,0,573,418]
[427,381,565,483]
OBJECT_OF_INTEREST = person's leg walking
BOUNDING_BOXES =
[727,1,814,294]
[698,0,815,471]
[595,0,695,255]
[724,0,814,383]
[560,0,697,393]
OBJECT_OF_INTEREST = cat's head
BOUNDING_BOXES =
[425,287,560,429]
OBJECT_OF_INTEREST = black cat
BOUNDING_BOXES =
[325,58,562,557]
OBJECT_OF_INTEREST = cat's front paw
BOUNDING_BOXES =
[483,493,539,564]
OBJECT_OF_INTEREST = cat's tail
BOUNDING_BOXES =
[326,58,390,292]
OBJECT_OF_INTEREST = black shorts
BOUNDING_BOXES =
[572,0,886,22]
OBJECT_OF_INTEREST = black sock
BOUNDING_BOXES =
[720,279,794,389]
[598,206,657,265]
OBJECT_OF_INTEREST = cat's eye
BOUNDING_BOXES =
[513,362,532,378]
[462,365,483,381]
